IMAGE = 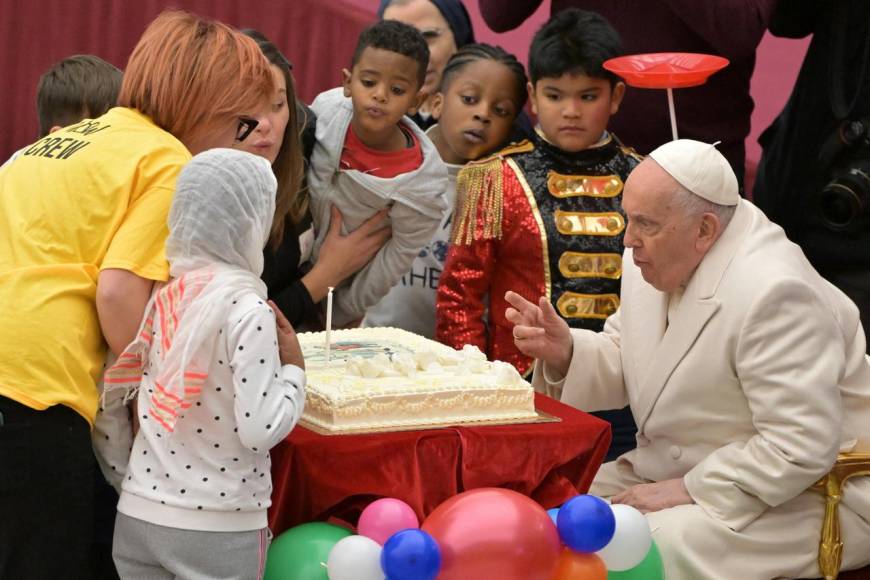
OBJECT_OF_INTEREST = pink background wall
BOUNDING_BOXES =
[0,0,808,193]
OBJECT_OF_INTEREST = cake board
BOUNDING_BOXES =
[300,409,561,436]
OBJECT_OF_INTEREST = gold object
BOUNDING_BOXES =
[452,140,534,245]
[556,293,619,319]
[812,448,870,579]
[554,211,625,236]
[547,171,623,198]
[558,253,622,279]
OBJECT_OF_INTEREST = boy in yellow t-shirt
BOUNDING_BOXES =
[2,55,122,167]
[1,107,189,423]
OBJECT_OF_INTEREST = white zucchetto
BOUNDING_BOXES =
[648,139,739,206]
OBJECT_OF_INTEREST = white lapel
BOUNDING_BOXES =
[633,288,719,431]
[632,201,752,432]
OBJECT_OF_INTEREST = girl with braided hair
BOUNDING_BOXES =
[364,43,528,337]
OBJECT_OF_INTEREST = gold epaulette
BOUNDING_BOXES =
[611,133,645,163]
[621,145,644,163]
[452,140,535,245]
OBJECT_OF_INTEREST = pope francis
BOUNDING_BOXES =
[507,140,870,579]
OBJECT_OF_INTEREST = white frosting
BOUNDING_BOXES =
[298,327,536,431]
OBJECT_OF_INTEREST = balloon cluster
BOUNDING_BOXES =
[551,495,665,579]
[263,497,440,580]
[263,490,665,580]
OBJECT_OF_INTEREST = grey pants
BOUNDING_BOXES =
[113,513,271,580]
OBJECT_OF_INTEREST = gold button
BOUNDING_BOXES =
[603,302,616,315]
[559,217,573,231]
[566,303,578,314]
[567,262,579,272]
[607,217,619,231]
[603,264,617,275]
[556,179,567,191]
[605,179,619,195]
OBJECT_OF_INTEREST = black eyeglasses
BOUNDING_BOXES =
[236,117,259,142]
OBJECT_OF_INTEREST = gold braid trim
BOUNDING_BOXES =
[452,140,535,245]
[611,132,645,163]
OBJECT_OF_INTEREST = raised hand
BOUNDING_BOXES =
[268,300,304,369]
[504,291,573,376]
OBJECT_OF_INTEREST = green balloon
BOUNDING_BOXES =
[264,522,352,580]
[608,540,665,580]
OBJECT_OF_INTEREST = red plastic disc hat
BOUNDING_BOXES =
[603,52,730,140]
[603,52,729,89]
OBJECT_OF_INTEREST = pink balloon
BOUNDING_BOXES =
[357,498,420,545]
[422,488,561,580]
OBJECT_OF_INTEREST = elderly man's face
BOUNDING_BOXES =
[622,160,709,293]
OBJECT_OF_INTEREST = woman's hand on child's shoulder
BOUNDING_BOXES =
[314,207,391,286]
[268,300,305,369]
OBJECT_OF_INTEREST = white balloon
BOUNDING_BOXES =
[596,504,653,571]
[327,535,385,580]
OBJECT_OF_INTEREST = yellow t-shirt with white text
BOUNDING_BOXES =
[0,107,191,425]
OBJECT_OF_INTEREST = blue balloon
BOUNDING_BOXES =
[380,529,442,580]
[556,495,616,553]
[547,507,560,526]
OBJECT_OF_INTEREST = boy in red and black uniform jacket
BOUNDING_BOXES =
[436,9,642,459]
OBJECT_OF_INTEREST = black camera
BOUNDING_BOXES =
[815,117,870,232]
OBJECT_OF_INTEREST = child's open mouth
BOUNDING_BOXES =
[463,129,485,144]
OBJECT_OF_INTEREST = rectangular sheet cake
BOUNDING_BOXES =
[297,327,537,432]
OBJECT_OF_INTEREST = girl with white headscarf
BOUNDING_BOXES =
[95,148,306,579]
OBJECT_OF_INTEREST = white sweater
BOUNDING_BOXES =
[308,87,449,327]
[362,158,460,337]
[97,294,305,532]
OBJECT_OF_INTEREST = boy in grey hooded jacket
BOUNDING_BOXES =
[308,20,448,327]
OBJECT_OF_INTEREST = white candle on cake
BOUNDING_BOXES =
[325,286,334,365]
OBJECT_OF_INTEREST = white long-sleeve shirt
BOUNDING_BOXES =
[362,158,460,337]
[98,294,305,532]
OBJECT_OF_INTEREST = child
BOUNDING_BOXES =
[3,54,122,166]
[20,53,125,578]
[436,9,640,458]
[378,0,477,131]
[364,43,528,337]
[94,149,306,579]
[308,19,448,327]
[37,54,122,137]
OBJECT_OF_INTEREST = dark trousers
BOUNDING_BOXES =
[592,406,638,462]
[0,395,96,579]
[93,466,121,580]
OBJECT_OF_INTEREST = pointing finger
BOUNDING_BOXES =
[505,291,540,316]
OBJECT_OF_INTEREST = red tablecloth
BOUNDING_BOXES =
[268,393,611,533]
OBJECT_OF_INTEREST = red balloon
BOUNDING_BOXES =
[553,549,608,579]
[421,488,560,580]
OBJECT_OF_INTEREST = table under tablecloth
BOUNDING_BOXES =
[268,393,611,532]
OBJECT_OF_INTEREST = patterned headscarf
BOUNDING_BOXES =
[103,149,277,434]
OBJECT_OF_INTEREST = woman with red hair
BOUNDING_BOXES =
[0,10,274,579]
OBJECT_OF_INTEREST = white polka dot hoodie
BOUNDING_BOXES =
[94,295,306,532]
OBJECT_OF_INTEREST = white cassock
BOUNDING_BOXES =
[534,200,870,579]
